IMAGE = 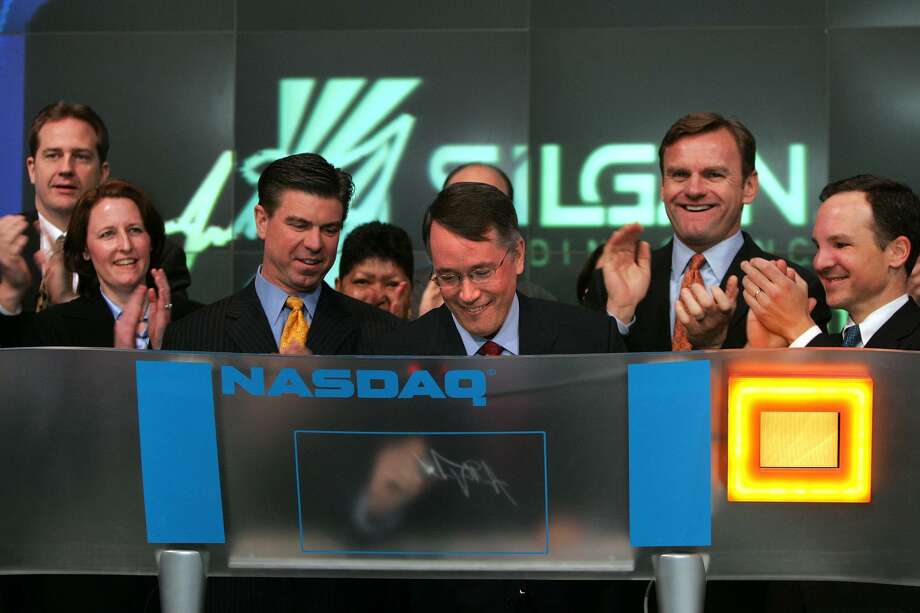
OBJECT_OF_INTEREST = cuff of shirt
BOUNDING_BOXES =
[607,312,635,335]
[790,325,822,348]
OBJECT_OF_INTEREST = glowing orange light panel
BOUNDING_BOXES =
[727,376,872,503]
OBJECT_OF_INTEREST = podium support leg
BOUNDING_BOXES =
[157,549,207,613]
[653,553,706,613]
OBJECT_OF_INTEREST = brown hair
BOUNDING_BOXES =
[422,183,522,256]
[820,174,920,272]
[659,112,756,179]
[257,153,353,220]
[28,101,110,162]
[64,179,165,297]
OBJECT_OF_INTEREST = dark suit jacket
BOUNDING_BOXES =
[162,281,401,355]
[374,293,625,356]
[807,298,920,350]
[584,232,831,352]
[0,288,198,348]
[6,209,193,312]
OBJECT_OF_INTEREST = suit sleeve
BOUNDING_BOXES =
[606,315,627,353]
[160,238,192,301]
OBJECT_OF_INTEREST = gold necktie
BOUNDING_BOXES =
[279,296,309,352]
[672,253,706,351]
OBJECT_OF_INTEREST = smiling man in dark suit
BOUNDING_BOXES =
[163,153,399,355]
[742,174,920,349]
[376,182,623,356]
[584,112,830,351]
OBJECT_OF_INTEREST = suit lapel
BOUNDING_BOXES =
[307,283,358,355]
[724,233,764,331]
[431,304,467,355]
[518,294,556,355]
[24,210,42,312]
[225,283,277,353]
[866,299,920,349]
[65,291,114,321]
[638,242,673,350]
[57,291,117,346]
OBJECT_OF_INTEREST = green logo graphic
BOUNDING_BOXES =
[168,76,810,280]
[166,77,422,273]
[429,143,808,229]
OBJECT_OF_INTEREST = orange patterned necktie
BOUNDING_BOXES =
[671,253,706,351]
[279,296,309,352]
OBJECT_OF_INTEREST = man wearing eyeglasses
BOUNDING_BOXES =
[375,182,624,356]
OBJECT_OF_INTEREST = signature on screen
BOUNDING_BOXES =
[415,448,518,506]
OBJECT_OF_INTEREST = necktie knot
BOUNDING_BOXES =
[285,295,304,311]
[841,325,862,347]
[477,340,504,356]
[686,253,706,275]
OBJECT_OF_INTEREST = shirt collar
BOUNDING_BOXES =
[845,294,909,346]
[254,266,322,328]
[37,211,66,255]
[451,293,520,356]
[671,231,744,280]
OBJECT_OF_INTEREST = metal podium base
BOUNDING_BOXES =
[654,553,707,613]
[157,549,208,613]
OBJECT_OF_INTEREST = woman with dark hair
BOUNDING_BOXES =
[0,179,188,348]
[335,221,414,319]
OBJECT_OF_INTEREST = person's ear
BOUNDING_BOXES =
[886,235,911,270]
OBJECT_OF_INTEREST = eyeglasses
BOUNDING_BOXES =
[432,248,513,289]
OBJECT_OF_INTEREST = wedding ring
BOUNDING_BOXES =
[753,289,762,299]
[164,303,174,310]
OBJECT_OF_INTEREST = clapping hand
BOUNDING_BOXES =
[114,268,172,349]
[675,276,739,349]
[601,223,652,323]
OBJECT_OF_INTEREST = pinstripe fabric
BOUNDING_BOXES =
[162,281,401,355]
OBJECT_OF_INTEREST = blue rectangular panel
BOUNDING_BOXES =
[0,35,24,216]
[136,361,225,543]
[628,360,711,547]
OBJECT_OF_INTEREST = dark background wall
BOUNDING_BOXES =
[2,0,919,305]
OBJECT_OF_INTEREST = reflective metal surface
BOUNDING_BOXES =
[654,554,706,613]
[157,549,206,613]
[0,347,919,585]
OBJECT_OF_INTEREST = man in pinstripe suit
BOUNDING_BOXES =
[163,153,400,355]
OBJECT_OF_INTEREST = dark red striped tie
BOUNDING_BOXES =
[477,340,504,356]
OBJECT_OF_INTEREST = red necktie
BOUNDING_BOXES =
[477,340,504,356]
[672,253,706,351]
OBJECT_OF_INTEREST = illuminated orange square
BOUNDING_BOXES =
[760,411,839,468]
[728,377,872,503]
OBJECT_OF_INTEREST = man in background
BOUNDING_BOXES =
[0,101,192,314]
[584,111,830,351]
